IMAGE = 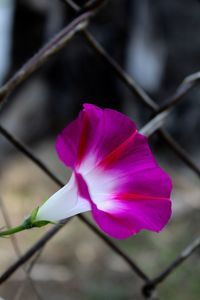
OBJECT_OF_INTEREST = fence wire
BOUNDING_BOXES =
[0,1,199,299]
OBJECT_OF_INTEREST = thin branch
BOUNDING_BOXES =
[140,110,170,137]
[65,0,157,110]
[159,130,200,177]
[158,72,200,113]
[77,0,108,14]
[82,31,158,110]
[0,125,63,186]
[78,214,149,281]
[139,108,200,180]
[0,198,21,257]
[0,222,66,284]
[13,251,44,300]
[143,234,200,295]
[63,0,79,10]
[0,0,106,108]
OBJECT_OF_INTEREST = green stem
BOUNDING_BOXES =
[0,207,51,238]
[0,224,26,237]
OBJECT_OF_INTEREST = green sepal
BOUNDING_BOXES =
[30,206,40,223]
[23,206,55,229]
[32,220,52,228]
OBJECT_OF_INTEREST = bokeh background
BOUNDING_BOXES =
[0,0,200,299]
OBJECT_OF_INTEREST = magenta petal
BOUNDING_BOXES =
[56,104,103,169]
[92,197,171,239]
[92,206,135,239]
[56,116,82,169]
[85,132,172,199]
[91,106,137,167]
[85,165,172,238]
[56,104,136,171]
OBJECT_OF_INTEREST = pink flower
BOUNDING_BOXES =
[36,104,172,239]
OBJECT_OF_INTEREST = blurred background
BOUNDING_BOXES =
[0,0,200,299]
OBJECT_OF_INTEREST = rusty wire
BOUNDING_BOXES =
[0,0,200,299]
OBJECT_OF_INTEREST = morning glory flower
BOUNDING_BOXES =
[35,104,172,239]
[0,104,172,239]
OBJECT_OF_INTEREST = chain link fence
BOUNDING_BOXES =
[0,1,200,299]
